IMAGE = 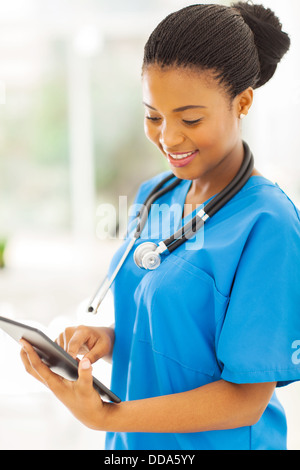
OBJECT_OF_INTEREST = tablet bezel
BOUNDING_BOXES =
[0,315,121,403]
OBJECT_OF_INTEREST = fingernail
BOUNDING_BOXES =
[80,358,91,370]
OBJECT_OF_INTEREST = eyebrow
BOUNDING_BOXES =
[143,102,207,112]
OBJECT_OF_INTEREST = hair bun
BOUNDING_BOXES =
[232,1,291,88]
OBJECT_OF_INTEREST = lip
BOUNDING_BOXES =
[166,150,199,168]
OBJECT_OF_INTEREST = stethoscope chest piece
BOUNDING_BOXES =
[87,142,254,313]
[133,242,161,270]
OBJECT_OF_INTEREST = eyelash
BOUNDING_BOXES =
[146,116,161,122]
[183,119,203,126]
[146,116,203,126]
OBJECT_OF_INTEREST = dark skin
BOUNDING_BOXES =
[20,65,275,432]
[142,65,261,215]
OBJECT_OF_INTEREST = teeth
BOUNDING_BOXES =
[169,151,194,160]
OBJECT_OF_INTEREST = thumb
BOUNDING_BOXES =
[77,358,93,392]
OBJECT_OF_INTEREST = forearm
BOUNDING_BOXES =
[101,325,115,364]
[19,339,276,434]
[101,380,276,434]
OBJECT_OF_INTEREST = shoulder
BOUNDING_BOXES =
[214,176,300,262]
[231,176,300,232]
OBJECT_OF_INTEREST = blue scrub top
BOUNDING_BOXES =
[105,173,300,450]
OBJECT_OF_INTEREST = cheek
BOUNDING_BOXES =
[194,115,237,149]
[190,125,218,150]
[144,121,159,145]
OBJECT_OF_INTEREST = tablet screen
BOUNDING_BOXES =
[0,316,121,403]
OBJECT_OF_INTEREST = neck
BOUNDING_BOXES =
[188,140,246,204]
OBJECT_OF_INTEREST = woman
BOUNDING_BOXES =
[20,3,300,450]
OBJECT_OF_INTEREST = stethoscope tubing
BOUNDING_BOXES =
[88,142,254,313]
[159,142,253,253]
[134,177,182,238]
[205,142,253,217]
[87,236,137,313]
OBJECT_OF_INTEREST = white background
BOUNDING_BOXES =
[0,0,299,450]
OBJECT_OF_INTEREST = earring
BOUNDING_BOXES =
[240,113,246,120]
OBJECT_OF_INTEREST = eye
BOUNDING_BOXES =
[182,118,203,126]
[146,116,161,122]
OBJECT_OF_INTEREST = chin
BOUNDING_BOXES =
[169,165,204,181]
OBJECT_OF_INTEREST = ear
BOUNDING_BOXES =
[234,87,254,120]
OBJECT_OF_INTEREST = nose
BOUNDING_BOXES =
[159,121,184,150]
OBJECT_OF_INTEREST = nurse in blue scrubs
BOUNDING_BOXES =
[20,3,300,450]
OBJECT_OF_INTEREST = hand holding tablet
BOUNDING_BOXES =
[0,315,120,404]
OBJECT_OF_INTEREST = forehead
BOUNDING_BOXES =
[142,65,226,109]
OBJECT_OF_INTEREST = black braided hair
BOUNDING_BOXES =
[143,2,291,99]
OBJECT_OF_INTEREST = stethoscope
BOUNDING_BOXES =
[88,141,254,314]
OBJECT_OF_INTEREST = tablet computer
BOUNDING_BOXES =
[0,316,121,403]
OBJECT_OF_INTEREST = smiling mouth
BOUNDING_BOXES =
[168,151,196,160]
[166,150,199,168]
